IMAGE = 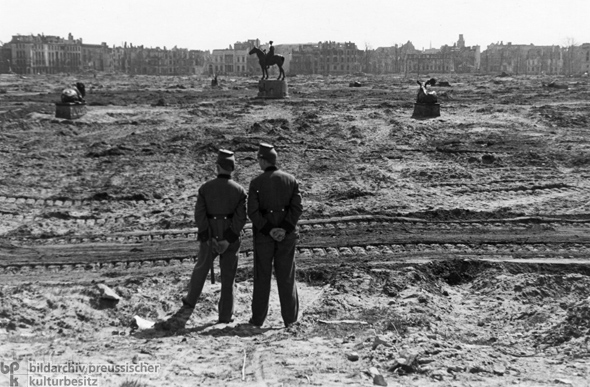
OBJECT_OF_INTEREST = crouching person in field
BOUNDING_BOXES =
[156,149,247,331]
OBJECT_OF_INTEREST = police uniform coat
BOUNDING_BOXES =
[195,175,247,243]
[248,166,302,237]
[183,174,247,322]
[248,166,303,327]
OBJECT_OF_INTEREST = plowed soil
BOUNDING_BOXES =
[1,72,589,386]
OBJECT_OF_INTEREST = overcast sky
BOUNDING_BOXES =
[1,0,589,51]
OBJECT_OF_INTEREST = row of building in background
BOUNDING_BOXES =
[0,33,210,76]
[1,33,589,77]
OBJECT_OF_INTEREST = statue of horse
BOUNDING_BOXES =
[248,47,285,80]
[416,78,437,104]
[61,82,86,103]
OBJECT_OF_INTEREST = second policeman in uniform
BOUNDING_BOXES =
[185,149,247,323]
[248,143,303,328]
[160,149,247,330]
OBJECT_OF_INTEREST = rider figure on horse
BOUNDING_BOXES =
[266,41,275,66]
[248,42,285,80]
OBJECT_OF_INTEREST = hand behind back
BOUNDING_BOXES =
[270,228,286,242]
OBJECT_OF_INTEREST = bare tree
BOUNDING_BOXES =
[362,42,373,74]
[563,37,579,76]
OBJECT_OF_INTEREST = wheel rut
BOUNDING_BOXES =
[1,215,589,273]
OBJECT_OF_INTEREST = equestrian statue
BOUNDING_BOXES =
[249,41,285,81]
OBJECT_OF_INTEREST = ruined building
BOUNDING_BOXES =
[370,41,416,74]
[81,42,113,73]
[1,33,89,74]
[112,43,208,75]
[301,35,481,76]
[290,41,362,75]
[0,34,208,75]
[564,43,590,75]
[207,39,259,76]
[1,33,588,77]
[481,42,564,75]
[405,35,480,74]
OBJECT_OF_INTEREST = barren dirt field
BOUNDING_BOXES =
[1,72,590,386]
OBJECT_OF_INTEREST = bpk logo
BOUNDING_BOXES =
[0,362,19,386]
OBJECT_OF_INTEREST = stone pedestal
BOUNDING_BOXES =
[55,102,87,119]
[257,80,288,99]
[412,103,440,119]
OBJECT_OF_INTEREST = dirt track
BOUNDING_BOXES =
[1,73,589,386]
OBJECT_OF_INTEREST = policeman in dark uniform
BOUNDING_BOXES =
[158,149,247,330]
[248,143,303,328]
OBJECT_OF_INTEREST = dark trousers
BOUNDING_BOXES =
[184,239,240,322]
[250,234,299,327]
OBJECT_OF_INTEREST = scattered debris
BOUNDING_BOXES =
[366,367,387,386]
[132,316,155,330]
[389,350,421,374]
[482,154,496,164]
[318,319,368,325]
[543,81,569,90]
[96,284,121,301]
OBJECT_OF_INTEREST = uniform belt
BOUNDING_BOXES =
[260,206,289,215]
[206,213,234,220]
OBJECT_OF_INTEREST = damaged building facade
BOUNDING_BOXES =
[481,42,564,75]
[290,41,362,75]
[1,33,87,74]
[1,33,589,77]
[479,41,590,76]
[370,42,416,74]
[112,44,208,75]
[564,43,590,76]
[0,34,208,75]
[290,36,479,75]
[287,35,583,76]
[404,35,481,74]
[207,39,259,76]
